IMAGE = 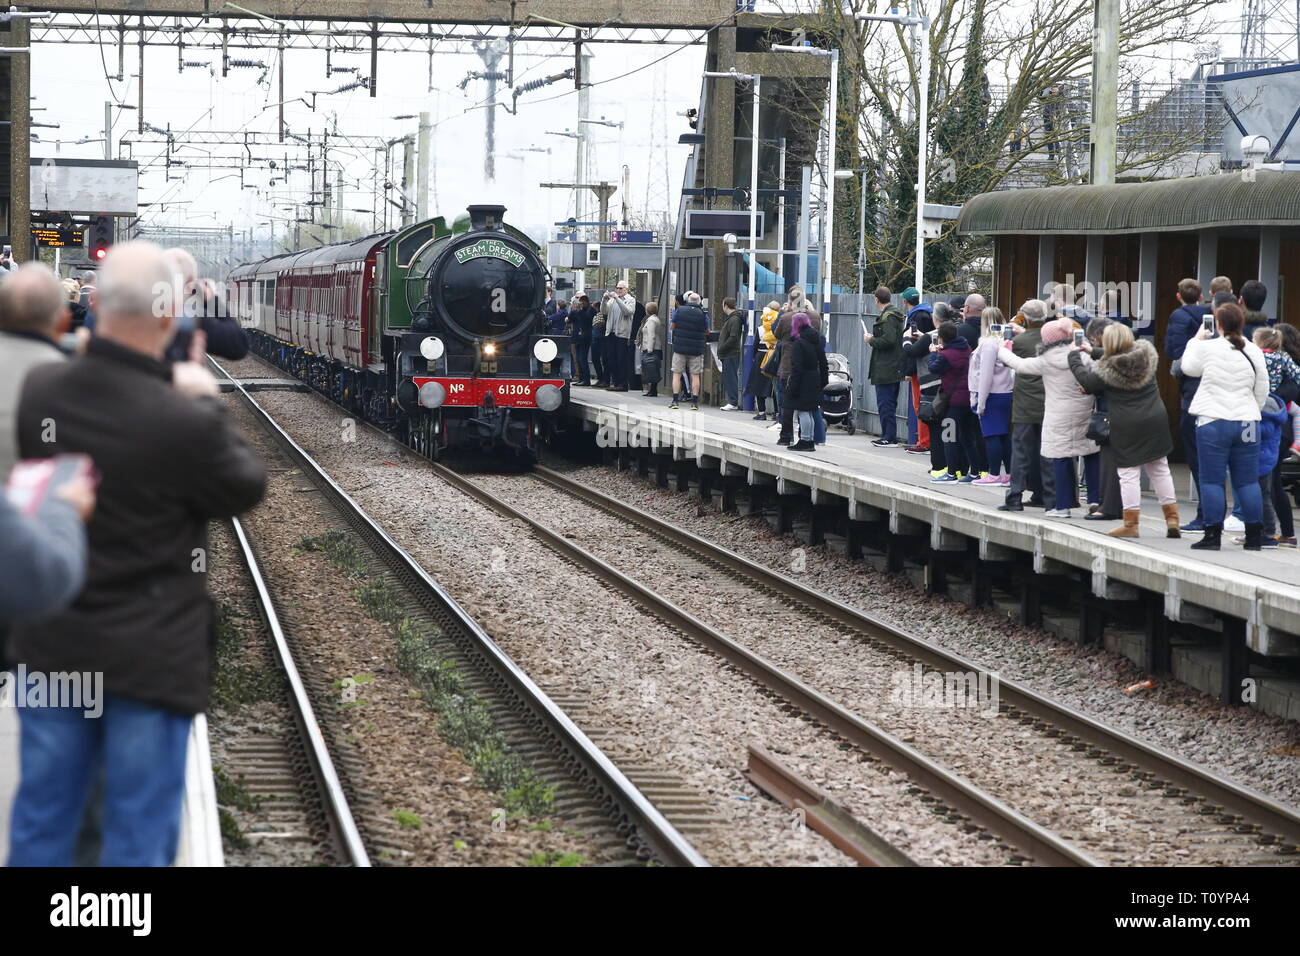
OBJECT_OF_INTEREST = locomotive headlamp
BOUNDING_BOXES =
[535,384,563,412]
[418,380,446,409]
[533,338,559,363]
[419,336,445,361]
[483,341,497,357]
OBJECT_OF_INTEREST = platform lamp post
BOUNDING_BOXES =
[833,165,870,318]
[702,69,761,353]
[771,41,837,341]
[856,9,930,296]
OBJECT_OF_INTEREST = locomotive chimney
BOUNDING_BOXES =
[467,204,507,232]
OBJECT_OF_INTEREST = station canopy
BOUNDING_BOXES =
[957,169,1300,235]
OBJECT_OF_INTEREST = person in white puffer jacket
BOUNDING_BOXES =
[1179,302,1270,551]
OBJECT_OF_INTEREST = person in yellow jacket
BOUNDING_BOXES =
[746,301,780,419]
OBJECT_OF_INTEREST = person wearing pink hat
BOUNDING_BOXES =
[996,316,1100,516]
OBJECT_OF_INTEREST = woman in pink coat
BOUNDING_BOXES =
[996,317,1100,517]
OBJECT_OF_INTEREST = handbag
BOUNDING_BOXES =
[762,341,782,377]
[640,350,661,381]
[919,389,948,425]
[1085,397,1110,444]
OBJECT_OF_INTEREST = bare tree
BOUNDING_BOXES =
[762,0,1223,293]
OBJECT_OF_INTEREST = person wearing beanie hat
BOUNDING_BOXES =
[997,313,1101,516]
[901,287,920,305]
[1039,317,1075,346]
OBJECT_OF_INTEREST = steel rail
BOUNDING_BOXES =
[416,459,1096,866]
[215,363,707,867]
[230,515,372,867]
[744,745,920,868]
[533,465,1300,852]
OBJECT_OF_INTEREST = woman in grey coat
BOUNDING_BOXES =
[1067,325,1180,538]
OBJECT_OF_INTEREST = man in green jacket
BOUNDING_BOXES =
[863,286,903,445]
[717,297,743,410]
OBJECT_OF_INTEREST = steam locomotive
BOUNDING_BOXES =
[229,204,570,460]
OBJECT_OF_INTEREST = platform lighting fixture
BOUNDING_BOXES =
[855,8,931,295]
[702,68,761,339]
[769,40,839,330]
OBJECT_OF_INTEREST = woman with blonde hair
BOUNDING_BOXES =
[968,306,1014,483]
[62,277,87,329]
[1066,322,1179,538]
[745,300,779,419]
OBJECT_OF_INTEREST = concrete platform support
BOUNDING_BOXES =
[1221,617,1249,707]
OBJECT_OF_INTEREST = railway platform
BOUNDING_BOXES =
[563,388,1300,721]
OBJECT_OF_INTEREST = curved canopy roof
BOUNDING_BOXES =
[957,169,1300,235]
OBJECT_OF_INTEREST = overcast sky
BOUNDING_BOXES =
[26,0,1268,251]
[31,34,705,248]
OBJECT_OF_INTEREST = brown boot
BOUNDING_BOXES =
[1161,502,1181,538]
[1109,509,1141,538]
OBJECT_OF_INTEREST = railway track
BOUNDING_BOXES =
[214,362,707,867]
[516,465,1300,864]
[213,352,1300,866]
[226,517,372,867]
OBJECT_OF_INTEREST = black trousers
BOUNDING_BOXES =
[1006,422,1051,505]
[1098,443,1123,517]
[606,337,629,388]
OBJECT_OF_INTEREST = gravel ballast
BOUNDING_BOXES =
[229,380,1018,865]
[214,394,614,867]
[543,458,1300,814]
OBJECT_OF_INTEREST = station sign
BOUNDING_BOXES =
[610,230,654,243]
[31,227,85,248]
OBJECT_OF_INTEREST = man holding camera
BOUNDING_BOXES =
[601,281,637,392]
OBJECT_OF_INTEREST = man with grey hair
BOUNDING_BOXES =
[601,279,637,392]
[7,240,267,866]
[0,263,72,479]
[669,291,708,410]
[162,246,248,361]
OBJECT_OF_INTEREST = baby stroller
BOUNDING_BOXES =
[820,352,855,435]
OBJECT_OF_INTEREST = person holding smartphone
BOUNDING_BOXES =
[968,307,1015,484]
[996,317,1100,516]
[1164,278,1213,532]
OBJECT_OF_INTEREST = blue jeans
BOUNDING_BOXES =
[814,408,826,443]
[8,690,192,867]
[572,342,590,383]
[875,382,899,442]
[798,410,817,443]
[1195,418,1262,526]
[1179,407,1202,523]
[721,355,740,406]
[1049,453,1101,509]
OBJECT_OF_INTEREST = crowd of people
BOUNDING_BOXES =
[545,280,835,447]
[1,243,265,866]
[859,277,1298,550]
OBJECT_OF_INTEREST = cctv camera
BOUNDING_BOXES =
[723,232,738,245]
[1241,134,1271,159]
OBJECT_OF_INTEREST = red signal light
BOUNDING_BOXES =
[93,247,107,261]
